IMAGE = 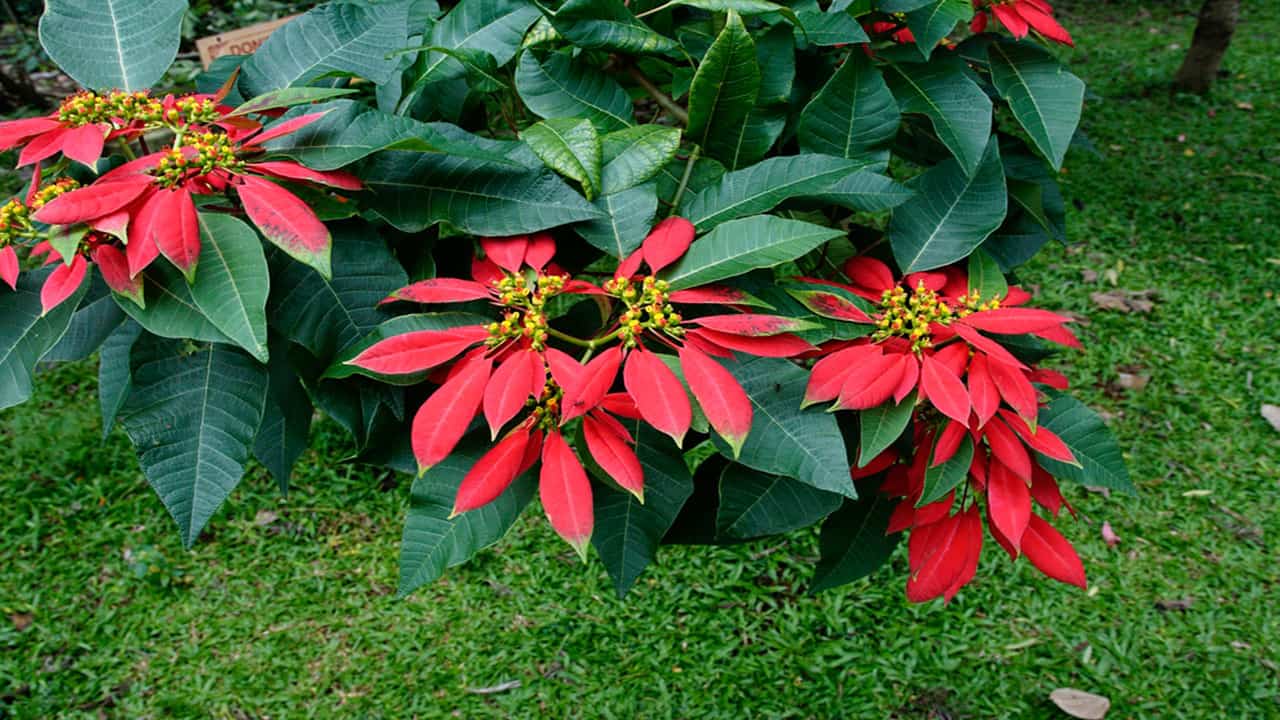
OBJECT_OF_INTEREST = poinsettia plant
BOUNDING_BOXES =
[1,0,1131,602]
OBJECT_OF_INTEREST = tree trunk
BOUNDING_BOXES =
[1173,0,1241,94]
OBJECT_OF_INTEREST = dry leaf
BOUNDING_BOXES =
[1050,688,1111,719]
[1101,522,1121,547]
[467,680,521,694]
[1156,597,1194,611]
[1261,404,1280,433]
[1116,373,1149,391]
[1236,101,1254,111]
[8,612,33,631]
[1090,289,1156,313]
[1081,269,1098,283]
[254,510,279,526]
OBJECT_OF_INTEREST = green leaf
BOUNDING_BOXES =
[904,0,972,60]
[118,263,233,345]
[515,52,634,133]
[810,492,900,593]
[267,224,407,362]
[858,393,915,466]
[522,118,603,200]
[1037,392,1134,493]
[228,87,357,117]
[98,320,142,437]
[120,337,268,548]
[889,138,1007,272]
[988,41,1084,170]
[967,248,1007,301]
[254,335,312,493]
[47,225,86,268]
[600,125,682,195]
[45,275,125,362]
[361,149,603,235]
[575,183,659,258]
[794,9,870,47]
[398,436,536,596]
[680,154,865,232]
[716,465,842,539]
[884,55,992,176]
[655,156,725,206]
[670,0,797,20]
[38,0,187,92]
[686,11,760,164]
[545,0,680,55]
[755,23,796,105]
[879,0,935,10]
[592,426,694,596]
[711,355,854,498]
[0,266,88,411]
[663,215,844,289]
[811,169,915,212]
[240,0,414,96]
[918,435,973,506]
[189,214,270,364]
[798,52,899,168]
[264,100,519,171]
[324,312,490,384]
[705,105,786,171]
[407,0,540,90]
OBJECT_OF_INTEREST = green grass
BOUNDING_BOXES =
[3,3,1279,717]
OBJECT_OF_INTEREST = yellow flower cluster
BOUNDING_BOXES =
[527,378,564,431]
[0,178,80,246]
[872,281,998,352]
[57,91,220,129]
[602,275,684,348]
[151,133,243,188]
[485,272,566,351]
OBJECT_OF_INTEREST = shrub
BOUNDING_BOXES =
[0,0,1130,601]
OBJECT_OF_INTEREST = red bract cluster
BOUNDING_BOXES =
[349,220,814,554]
[971,0,1074,46]
[800,256,1087,602]
[0,88,360,314]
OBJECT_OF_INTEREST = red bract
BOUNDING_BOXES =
[801,256,1077,427]
[971,0,1074,46]
[31,111,358,280]
[29,231,142,315]
[876,386,1083,602]
[606,217,815,453]
[349,235,628,551]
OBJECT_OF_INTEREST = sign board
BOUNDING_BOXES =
[195,16,297,69]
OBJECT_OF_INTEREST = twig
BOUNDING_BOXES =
[667,145,700,215]
[626,66,688,125]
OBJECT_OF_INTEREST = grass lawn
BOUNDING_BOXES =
[2,2,1278,717]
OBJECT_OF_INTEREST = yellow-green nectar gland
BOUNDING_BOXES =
[527,379,565,431]
[0,178,79,247]
[57,91,161,127]
[484,271,566,351]
[603,275,684,349]
[873,281,1001,352]
[150,133,243,188]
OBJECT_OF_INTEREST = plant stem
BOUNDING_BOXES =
[635,0,678,18]
[547,327,594,348]
[668,145,700,216]
[116,139,137,161]
[626,66,688,125]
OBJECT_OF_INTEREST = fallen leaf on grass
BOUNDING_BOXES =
[8,612,32,631]
[1261,404,1280,433]
[1101,522,1120,547]
[1090,289,1156,313]
[1156,597,1194,611]
[467,680,521,695]
[1050,688,1110,719]
[254,510,279,526]
[1236,101,1254,111]
[1081,269,1099,283]
[1116,372,1149,392]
